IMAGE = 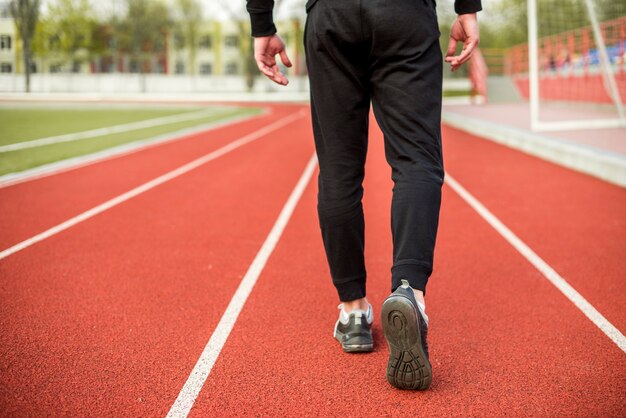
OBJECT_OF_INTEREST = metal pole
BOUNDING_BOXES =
[584,0,625,123]
[528,0,541,131]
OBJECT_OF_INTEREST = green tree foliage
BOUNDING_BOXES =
[173,0,202,75]
[10,0,40,92]
[115,0,171,73]
[33,0,101,71]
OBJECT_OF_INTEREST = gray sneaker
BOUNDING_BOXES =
[381,279,431,390]
[333,304,374,353]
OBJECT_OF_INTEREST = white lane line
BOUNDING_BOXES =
[445,173,626,353]
[0,109,228,152]
[166,153,318,418]
[0,110,266,189]
[0,110,304,261]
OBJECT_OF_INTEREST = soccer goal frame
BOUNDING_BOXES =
[527,0,626,132]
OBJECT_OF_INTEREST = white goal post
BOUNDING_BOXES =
[527,0,626,131]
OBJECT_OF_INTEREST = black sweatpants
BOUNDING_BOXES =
[304,0,444,302]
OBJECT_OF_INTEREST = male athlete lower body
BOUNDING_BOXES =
[247,0,481,391]
[305,0,442,390]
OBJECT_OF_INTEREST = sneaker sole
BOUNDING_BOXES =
[381,295,432,390]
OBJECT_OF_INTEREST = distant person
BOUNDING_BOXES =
[246,0,481,390]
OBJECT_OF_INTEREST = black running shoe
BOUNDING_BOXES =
[381,279,431,390]
[333,304,374,353]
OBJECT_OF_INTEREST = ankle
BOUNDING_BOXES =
[342,297,369,313]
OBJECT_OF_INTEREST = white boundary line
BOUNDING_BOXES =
[166,153,318,418]
[0,110,304,261]
[0,109,267,189]
[445,173,626,353]
[0,109,230,152]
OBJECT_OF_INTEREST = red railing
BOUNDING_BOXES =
[505,16,626,104]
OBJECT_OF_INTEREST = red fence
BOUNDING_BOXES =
[505,16,626,104]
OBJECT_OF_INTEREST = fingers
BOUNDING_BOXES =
[268,64,288,85]
[256,58,289,85]
[256,60,274,78]
[279,49,292,68]
[445,39,478,71]
[455,39,478,65]
[445,37,458,59]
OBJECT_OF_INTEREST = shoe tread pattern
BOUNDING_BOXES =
[382,295,432,390]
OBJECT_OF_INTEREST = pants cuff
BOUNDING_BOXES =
[391,262,431,294]
[336,277,366,302]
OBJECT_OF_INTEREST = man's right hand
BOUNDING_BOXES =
[254,34,293,86]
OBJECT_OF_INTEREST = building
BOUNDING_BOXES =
[0,1,16,74]
[2,9,305,78]
[167,18,305,77]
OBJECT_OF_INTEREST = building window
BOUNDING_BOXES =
[199,35,212,49]
[0,35,11,50]
[72,61,81,73]
[224,35,239,48]
[225,62,238,75]
[0,62,12,73]
[199,63,213,75]
[50,63,62,73]
[175,61,185,74]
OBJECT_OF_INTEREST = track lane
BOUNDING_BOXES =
[188,116,625,416]
[0,105,297,250]
[441,124,626,333]
[3,103,623,415]
[0,110,304,260]
[0,105,313,415]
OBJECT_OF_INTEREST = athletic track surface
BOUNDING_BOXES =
[1,103,624,417]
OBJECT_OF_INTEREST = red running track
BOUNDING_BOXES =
[0,103,624,416]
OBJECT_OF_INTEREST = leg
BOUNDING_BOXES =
[304,1,372,302]
[366,0,444,295]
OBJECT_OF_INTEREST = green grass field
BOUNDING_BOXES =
[0,105,261,176]
[443,90,472,97]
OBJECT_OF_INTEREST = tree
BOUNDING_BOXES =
[40,0,99,72]
[173,0,202,75]
[116,0,170,76]
[10,0,41,92]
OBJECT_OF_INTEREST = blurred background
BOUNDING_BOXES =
[0,0,624,106]
[0,0,618,97]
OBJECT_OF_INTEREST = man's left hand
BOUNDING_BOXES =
[445,13,480,72]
